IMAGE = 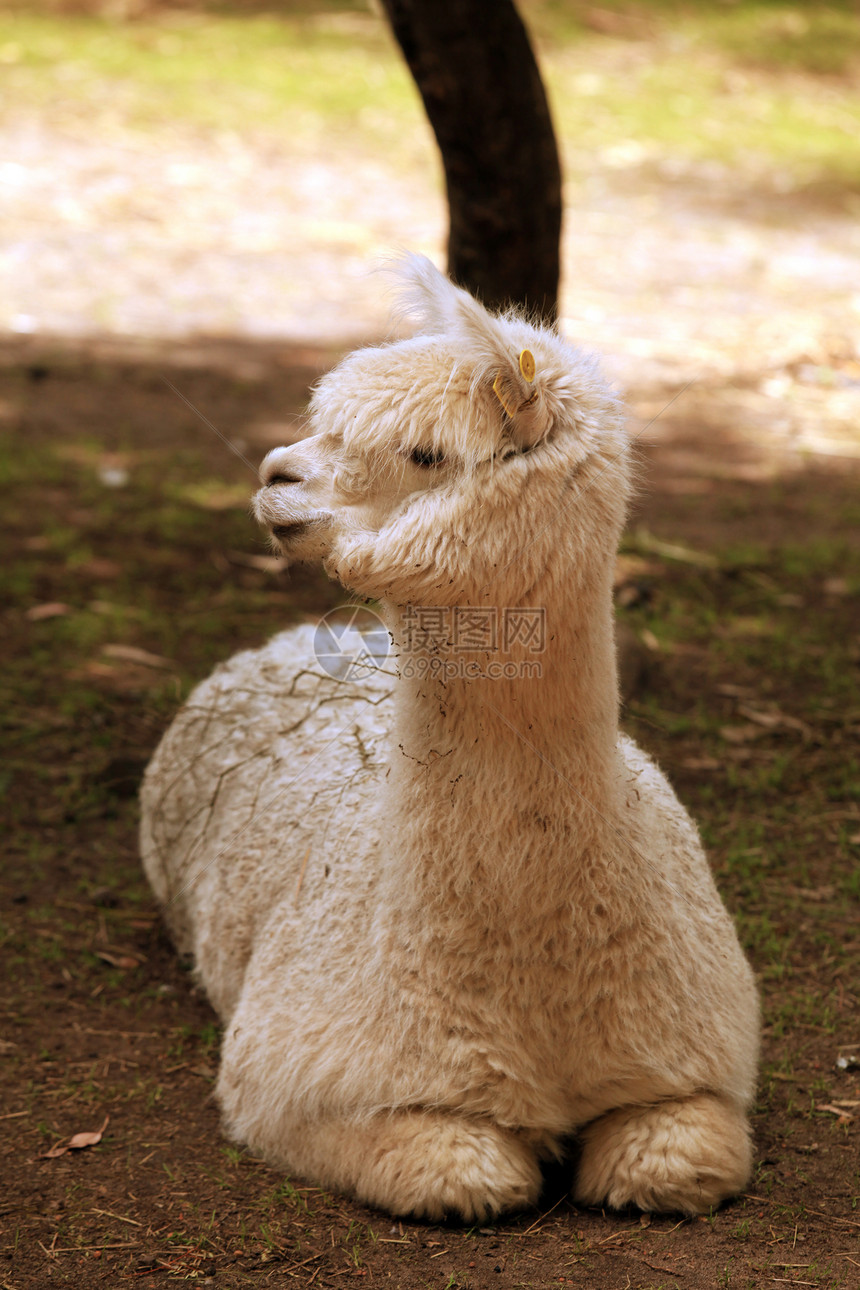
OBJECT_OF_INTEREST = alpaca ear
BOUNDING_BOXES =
[390,253,486,336]
[391,253,552,449]
[489,347,552,450]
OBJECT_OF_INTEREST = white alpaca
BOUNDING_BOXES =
[141,256,759,1222]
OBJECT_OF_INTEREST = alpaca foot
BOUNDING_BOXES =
[574,1094,752,1215]
[299,1111,541,1222]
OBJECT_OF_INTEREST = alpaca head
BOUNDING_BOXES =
[254,256,630,608]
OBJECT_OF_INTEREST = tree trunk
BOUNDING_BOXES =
[380,0,562,323]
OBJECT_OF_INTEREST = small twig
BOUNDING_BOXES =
[294,848,311,904]
[796,1208,860,1229]
[91,1207,143,1227]
[744,1198,860,1231]
[284,1253,322,1272]
[0,1110,28,1120]
[520,1193,567,1236]
[595,1227,641,1245]
[160,377,258,475]
[639,1258,682,1277]
[42,1243,139,1253]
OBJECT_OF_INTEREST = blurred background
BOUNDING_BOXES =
[2,0,859,403]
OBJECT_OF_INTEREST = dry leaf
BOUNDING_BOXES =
[817,1104,855,1123]
[717,616,778,639]
[616,583,646,608]
[88,600,143,617]
[785,884,835,902]
[101,644,173,669]
[775,592,804,608]
[43,1114,109,1158]
[26,602,71,621]
[631,529,718,569]
[95,950,141,970]
[737,705,811,737]
[74,558,122,579]
[736,706,782,729]
[719,723,766,744]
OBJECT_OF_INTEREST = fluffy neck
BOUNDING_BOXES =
[375,557,620,926]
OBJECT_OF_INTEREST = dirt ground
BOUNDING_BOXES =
[1,333,859,1290]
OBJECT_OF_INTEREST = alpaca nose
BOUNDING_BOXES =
[260,450,303,488]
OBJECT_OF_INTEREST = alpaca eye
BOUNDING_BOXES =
[409,446,446,469]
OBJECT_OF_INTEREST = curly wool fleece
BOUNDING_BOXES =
[141,255,759,1222]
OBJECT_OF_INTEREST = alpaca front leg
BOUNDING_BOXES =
[286,1110,542,1222]
[574,1094,752,1215]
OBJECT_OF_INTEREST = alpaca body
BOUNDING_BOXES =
[141,257,759,1219]
[143,627,757,1215]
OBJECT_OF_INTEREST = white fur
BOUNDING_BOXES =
[141,255,759,1220]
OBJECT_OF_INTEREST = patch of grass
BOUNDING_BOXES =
[265,1179,316,1217]
[0,9,422,154]
[617,512,860,1023]
[703,3,860,78]
[0,1,858,196]
[533,1,860,74]
[537,2,860,193]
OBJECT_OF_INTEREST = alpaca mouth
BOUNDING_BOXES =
[271,520,312,543]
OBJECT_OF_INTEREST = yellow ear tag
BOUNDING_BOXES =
[492,372,518,417]
[519,349,536,383]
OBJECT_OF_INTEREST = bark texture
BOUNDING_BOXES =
[380,0,562,322]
